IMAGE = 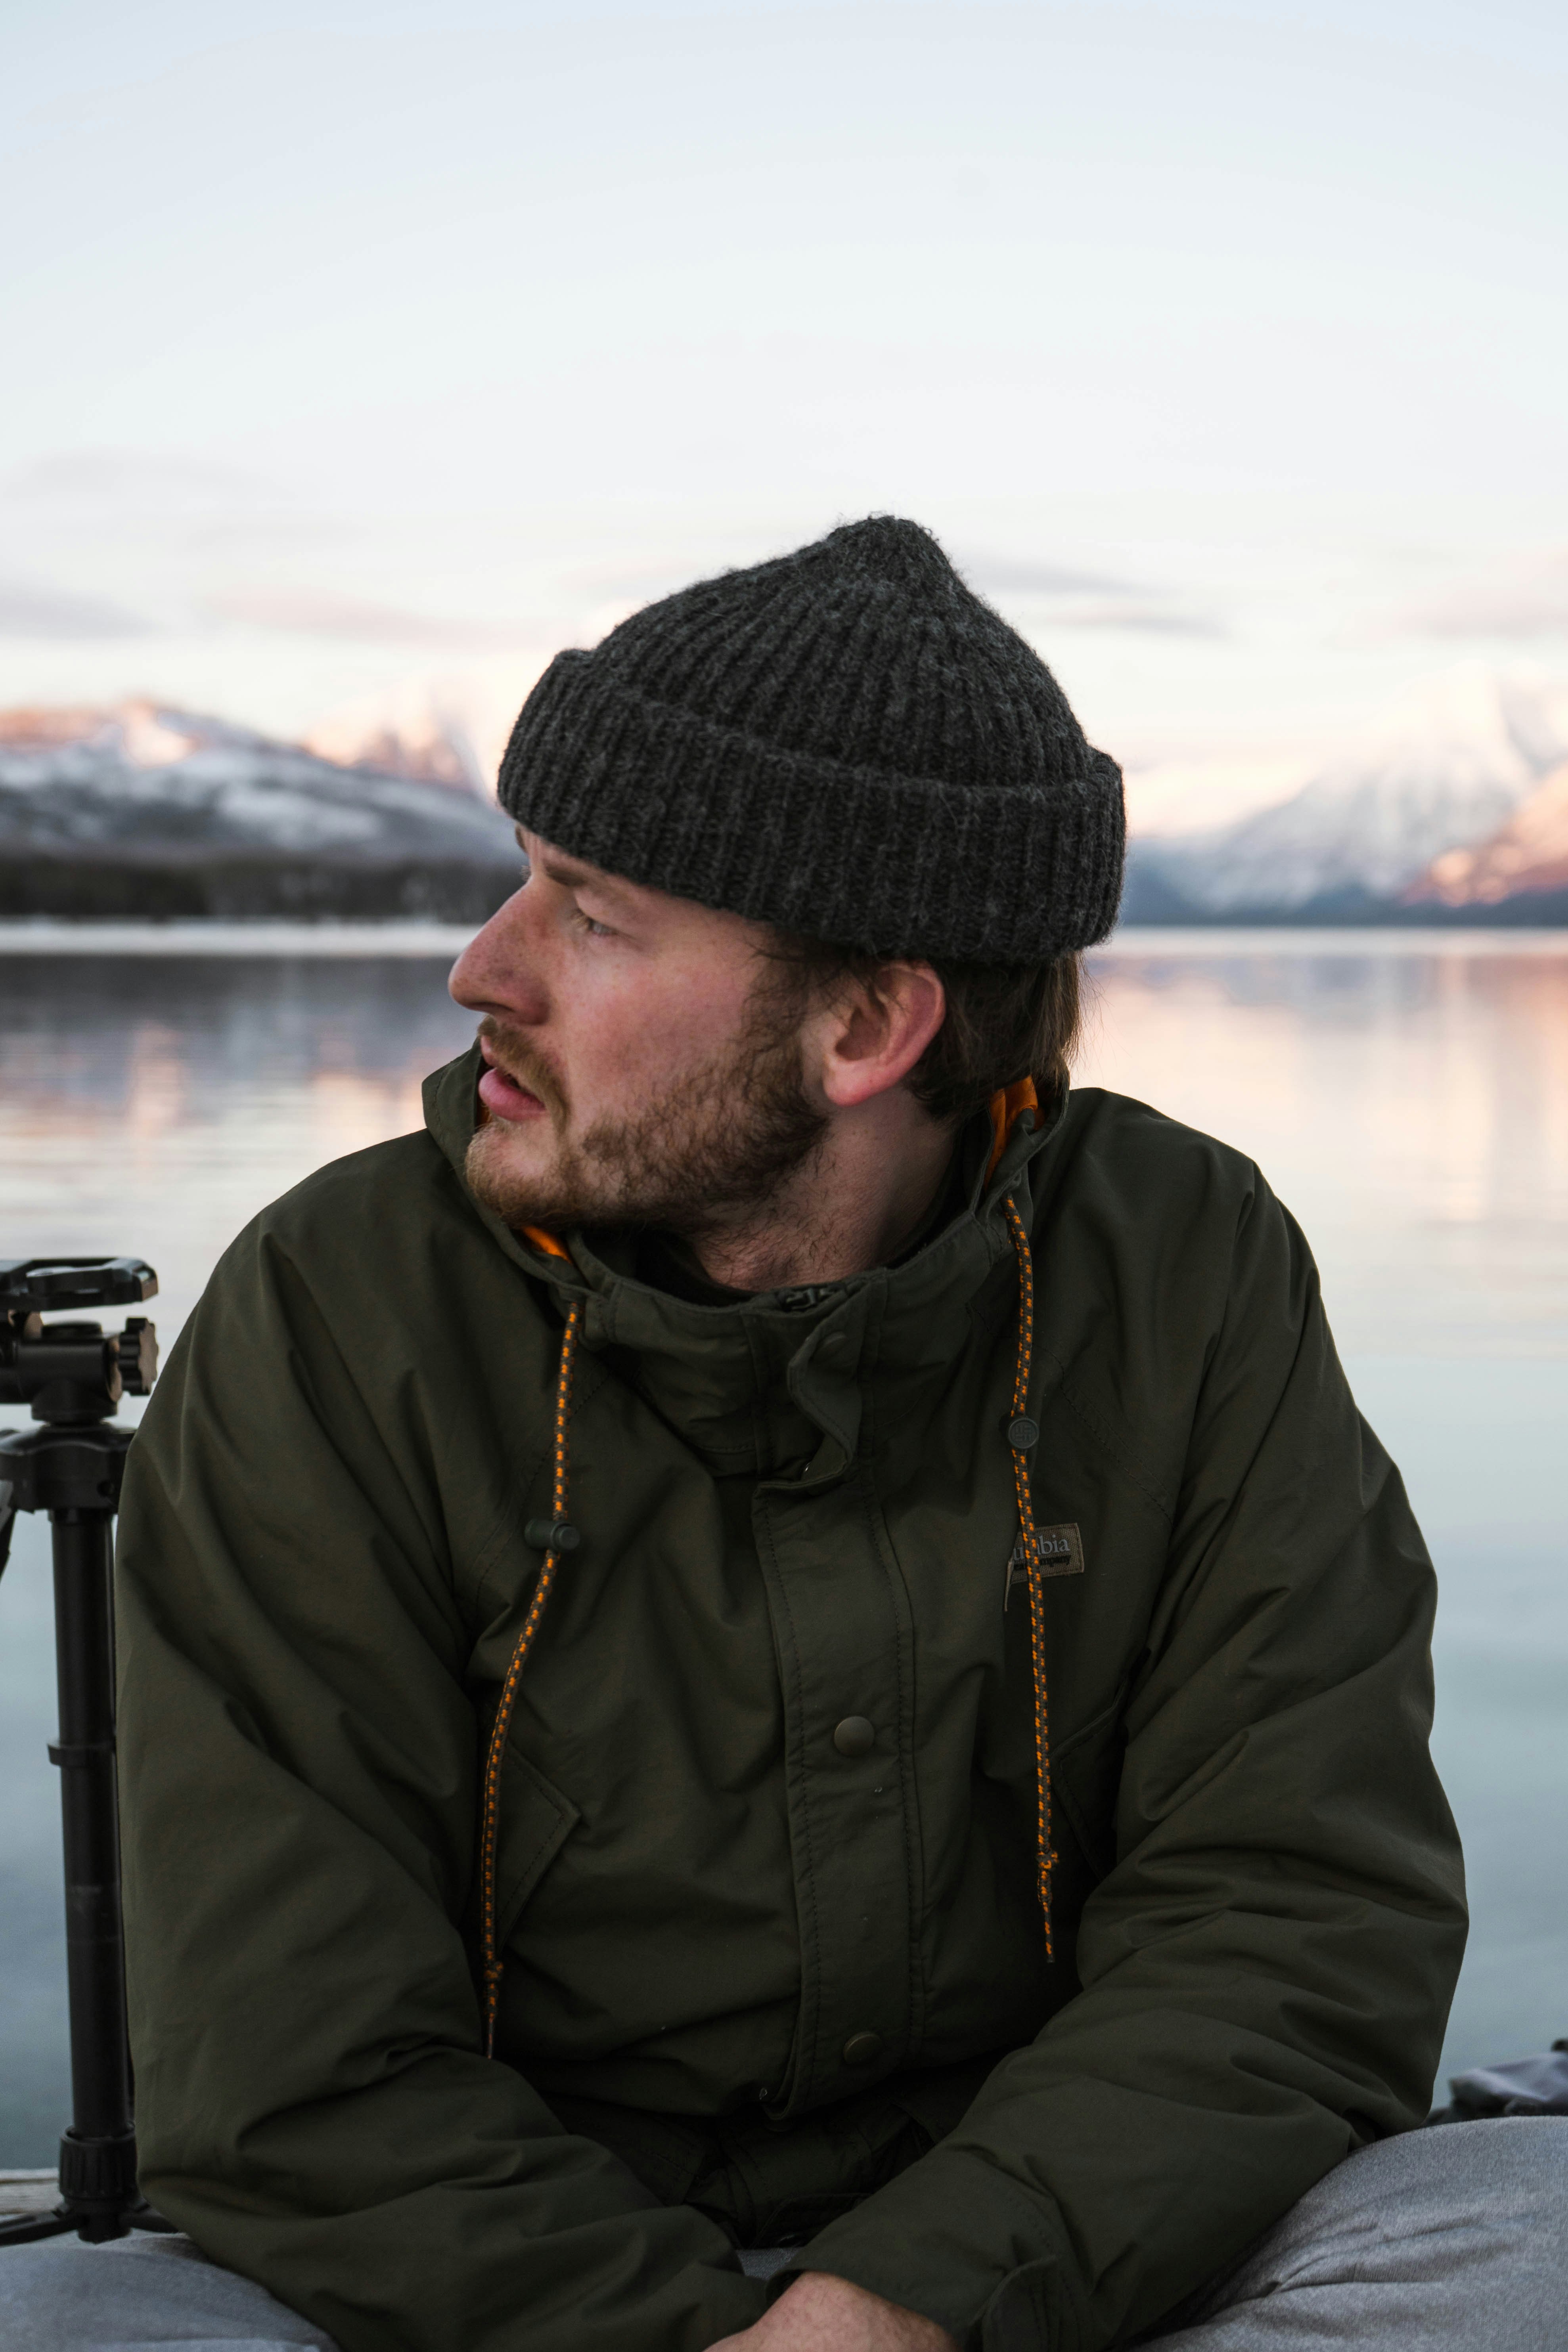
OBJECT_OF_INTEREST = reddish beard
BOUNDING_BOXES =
[463,985,828,1240]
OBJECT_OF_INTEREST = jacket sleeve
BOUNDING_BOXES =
[789,1170,1468,2351]
[115,1212,764,2352]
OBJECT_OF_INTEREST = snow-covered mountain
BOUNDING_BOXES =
[12,670,1568,929]
[1407,761,1568,910]
[1126,670,1568,920]
[0,699,519,919]
[301,687,488,798]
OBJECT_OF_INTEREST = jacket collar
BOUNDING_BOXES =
[423,1043,1063,1478]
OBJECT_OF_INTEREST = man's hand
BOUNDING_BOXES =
[710,2270,960,2352]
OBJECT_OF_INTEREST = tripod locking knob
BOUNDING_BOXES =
[114,1319,158,1397]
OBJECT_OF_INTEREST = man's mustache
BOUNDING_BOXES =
[476,1017,570,1119]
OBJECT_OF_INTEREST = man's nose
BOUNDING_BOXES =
[448,885,548,1022]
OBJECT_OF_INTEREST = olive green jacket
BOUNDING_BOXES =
[116,1048,1465,2352]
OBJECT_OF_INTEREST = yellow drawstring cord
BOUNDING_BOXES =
[1002,1193,1054,1960]
[478,1297,581,2059]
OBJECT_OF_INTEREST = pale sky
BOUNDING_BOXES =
[3,0,1566,822]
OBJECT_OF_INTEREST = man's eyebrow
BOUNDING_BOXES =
[531,845,634,900]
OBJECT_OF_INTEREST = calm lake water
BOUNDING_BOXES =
[2,928,1565,2161]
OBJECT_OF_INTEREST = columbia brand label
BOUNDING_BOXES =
[1036,1524,1084,1574]
[1004,1523,1086,1605]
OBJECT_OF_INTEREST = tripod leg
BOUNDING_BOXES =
[47,1507,139,2243]
[0,2209,78,2246]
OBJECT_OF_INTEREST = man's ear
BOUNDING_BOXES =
[818,963,946,1111]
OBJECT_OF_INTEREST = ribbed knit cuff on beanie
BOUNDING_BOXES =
[498,516,1124,963]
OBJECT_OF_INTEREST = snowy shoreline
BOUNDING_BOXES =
[0,919,479,956]
[0,919,1565,959]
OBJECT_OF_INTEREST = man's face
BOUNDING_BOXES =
[448,831,826,1235]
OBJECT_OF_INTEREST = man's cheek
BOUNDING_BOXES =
[597,1020,681,1098]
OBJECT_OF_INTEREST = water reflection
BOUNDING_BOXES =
[0,957,477,1340]
[1081,946,1568,1356]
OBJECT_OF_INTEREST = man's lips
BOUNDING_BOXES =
[477,1057,549,1124]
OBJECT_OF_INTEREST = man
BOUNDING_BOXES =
[11,518,1562,2352]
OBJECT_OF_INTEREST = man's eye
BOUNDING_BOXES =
[571,907,614,939]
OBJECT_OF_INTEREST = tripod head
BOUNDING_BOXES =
[0,1259,159,1579]
[0,1259,159,1429]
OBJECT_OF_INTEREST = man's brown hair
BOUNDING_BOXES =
[764,937,1082,1126]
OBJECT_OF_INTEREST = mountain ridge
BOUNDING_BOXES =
[1124,669,1568,926]
[7,675,1568,927]
[1407,761,1568,910]
[0,698,519,919]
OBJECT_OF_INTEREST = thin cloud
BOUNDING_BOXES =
[1390,552,1568,642]
[0,578,156,639]
[959,552,1225,637]
[559,560,706,601]
[204,587,549,651]
[0,450,283,510]
[960,553,1137,599]
[1039,600,1226,639]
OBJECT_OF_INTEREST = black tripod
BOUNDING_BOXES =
[0,1256,174,2246]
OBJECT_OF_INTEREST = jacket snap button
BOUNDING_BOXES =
[842,2031,883,2067]
[1006,1416,1040,1451]
[832,1716,875,1757]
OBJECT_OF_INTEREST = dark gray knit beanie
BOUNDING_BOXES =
[498,516,1124,962]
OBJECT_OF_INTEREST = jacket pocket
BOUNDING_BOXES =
[494,1748,581,1952]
